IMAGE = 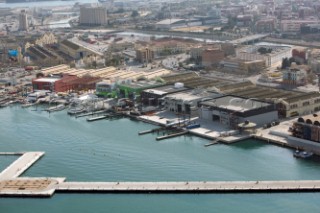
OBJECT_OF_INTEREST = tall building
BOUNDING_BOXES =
[135,47,154,63]
[79,5,107,26]
[19,10,28,31]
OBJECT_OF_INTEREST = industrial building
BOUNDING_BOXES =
[40,66,171,92]
[161,72,230,89]
[32,74,100,92]
[118,80,164,99]
[95,80,117,98]
[140,83,190,106]
[59,39,104,62]
[79,5,107,26]
[32,75,78,92]
[218,81,320,118]
[236,45,292,67]
[199,95,278,127]
[291,114,320,142]
[40,65,72,76]
[220,58,265,74]
[69,76,101,91]
[164,90,221,116]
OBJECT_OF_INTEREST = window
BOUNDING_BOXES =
[290,104,298,109]
[302,101,310,106]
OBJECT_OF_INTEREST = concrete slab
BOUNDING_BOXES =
[56,180,320,193]
[0,152,44,180]
[139,111,248,143]
[0,177,65,197]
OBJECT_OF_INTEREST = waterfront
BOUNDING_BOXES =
[1,106,320,211]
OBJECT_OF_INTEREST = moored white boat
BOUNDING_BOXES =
[293,150,313,159]
[21,102,36,108]
[46,104,65,112]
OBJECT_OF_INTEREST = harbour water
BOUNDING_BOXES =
[0,155,17,171]
[1,105,320,211]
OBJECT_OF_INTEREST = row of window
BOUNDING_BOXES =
[290,99,320,109]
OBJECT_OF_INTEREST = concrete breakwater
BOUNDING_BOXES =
[2,152,320,197]
[55,180,320,194]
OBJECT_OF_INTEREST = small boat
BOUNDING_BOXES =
[21,102,36,108]
[186,123,201,129]
[86,115,107,122]
[293,150,313,159]
[67,107,86,115]
[46,104,65,112]
[0,100,16,107]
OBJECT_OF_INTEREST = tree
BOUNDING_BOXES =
[131,10,139,18]
[281,58,290,69]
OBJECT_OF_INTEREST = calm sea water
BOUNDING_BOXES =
[0,155,17,171]
[1,105,320,212]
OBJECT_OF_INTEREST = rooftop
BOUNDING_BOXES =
[222,83,319,104]
[119,80,163,89]
[33,78,60,83]
[238,45,291,56]
[156,19,185,25]
[143,85,189,96]
[61,40,80,51]
[201,95,271,112]
[165,90,220,102]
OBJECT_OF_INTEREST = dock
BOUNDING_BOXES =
[138,127,165,135]
[156,131,188,141]
[204,137,221,147]
[2,152,320,197]
[0,177,65,197]
[56,180,320,193]
[86,115,108,122]
[0,152,44,180]
[75,110,107,118]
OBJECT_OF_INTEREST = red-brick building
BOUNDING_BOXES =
[32,75,78,92]
[67,76,101,91]
[201,48,225,67]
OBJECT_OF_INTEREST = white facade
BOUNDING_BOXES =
[236,45,292,67]
[79,6,107,26]
[282,68,307,85]
[279,94,320,118]
[199,96,278,127]
[19,10,28,31]
[280,20,320,33]
[164,90,220,115]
